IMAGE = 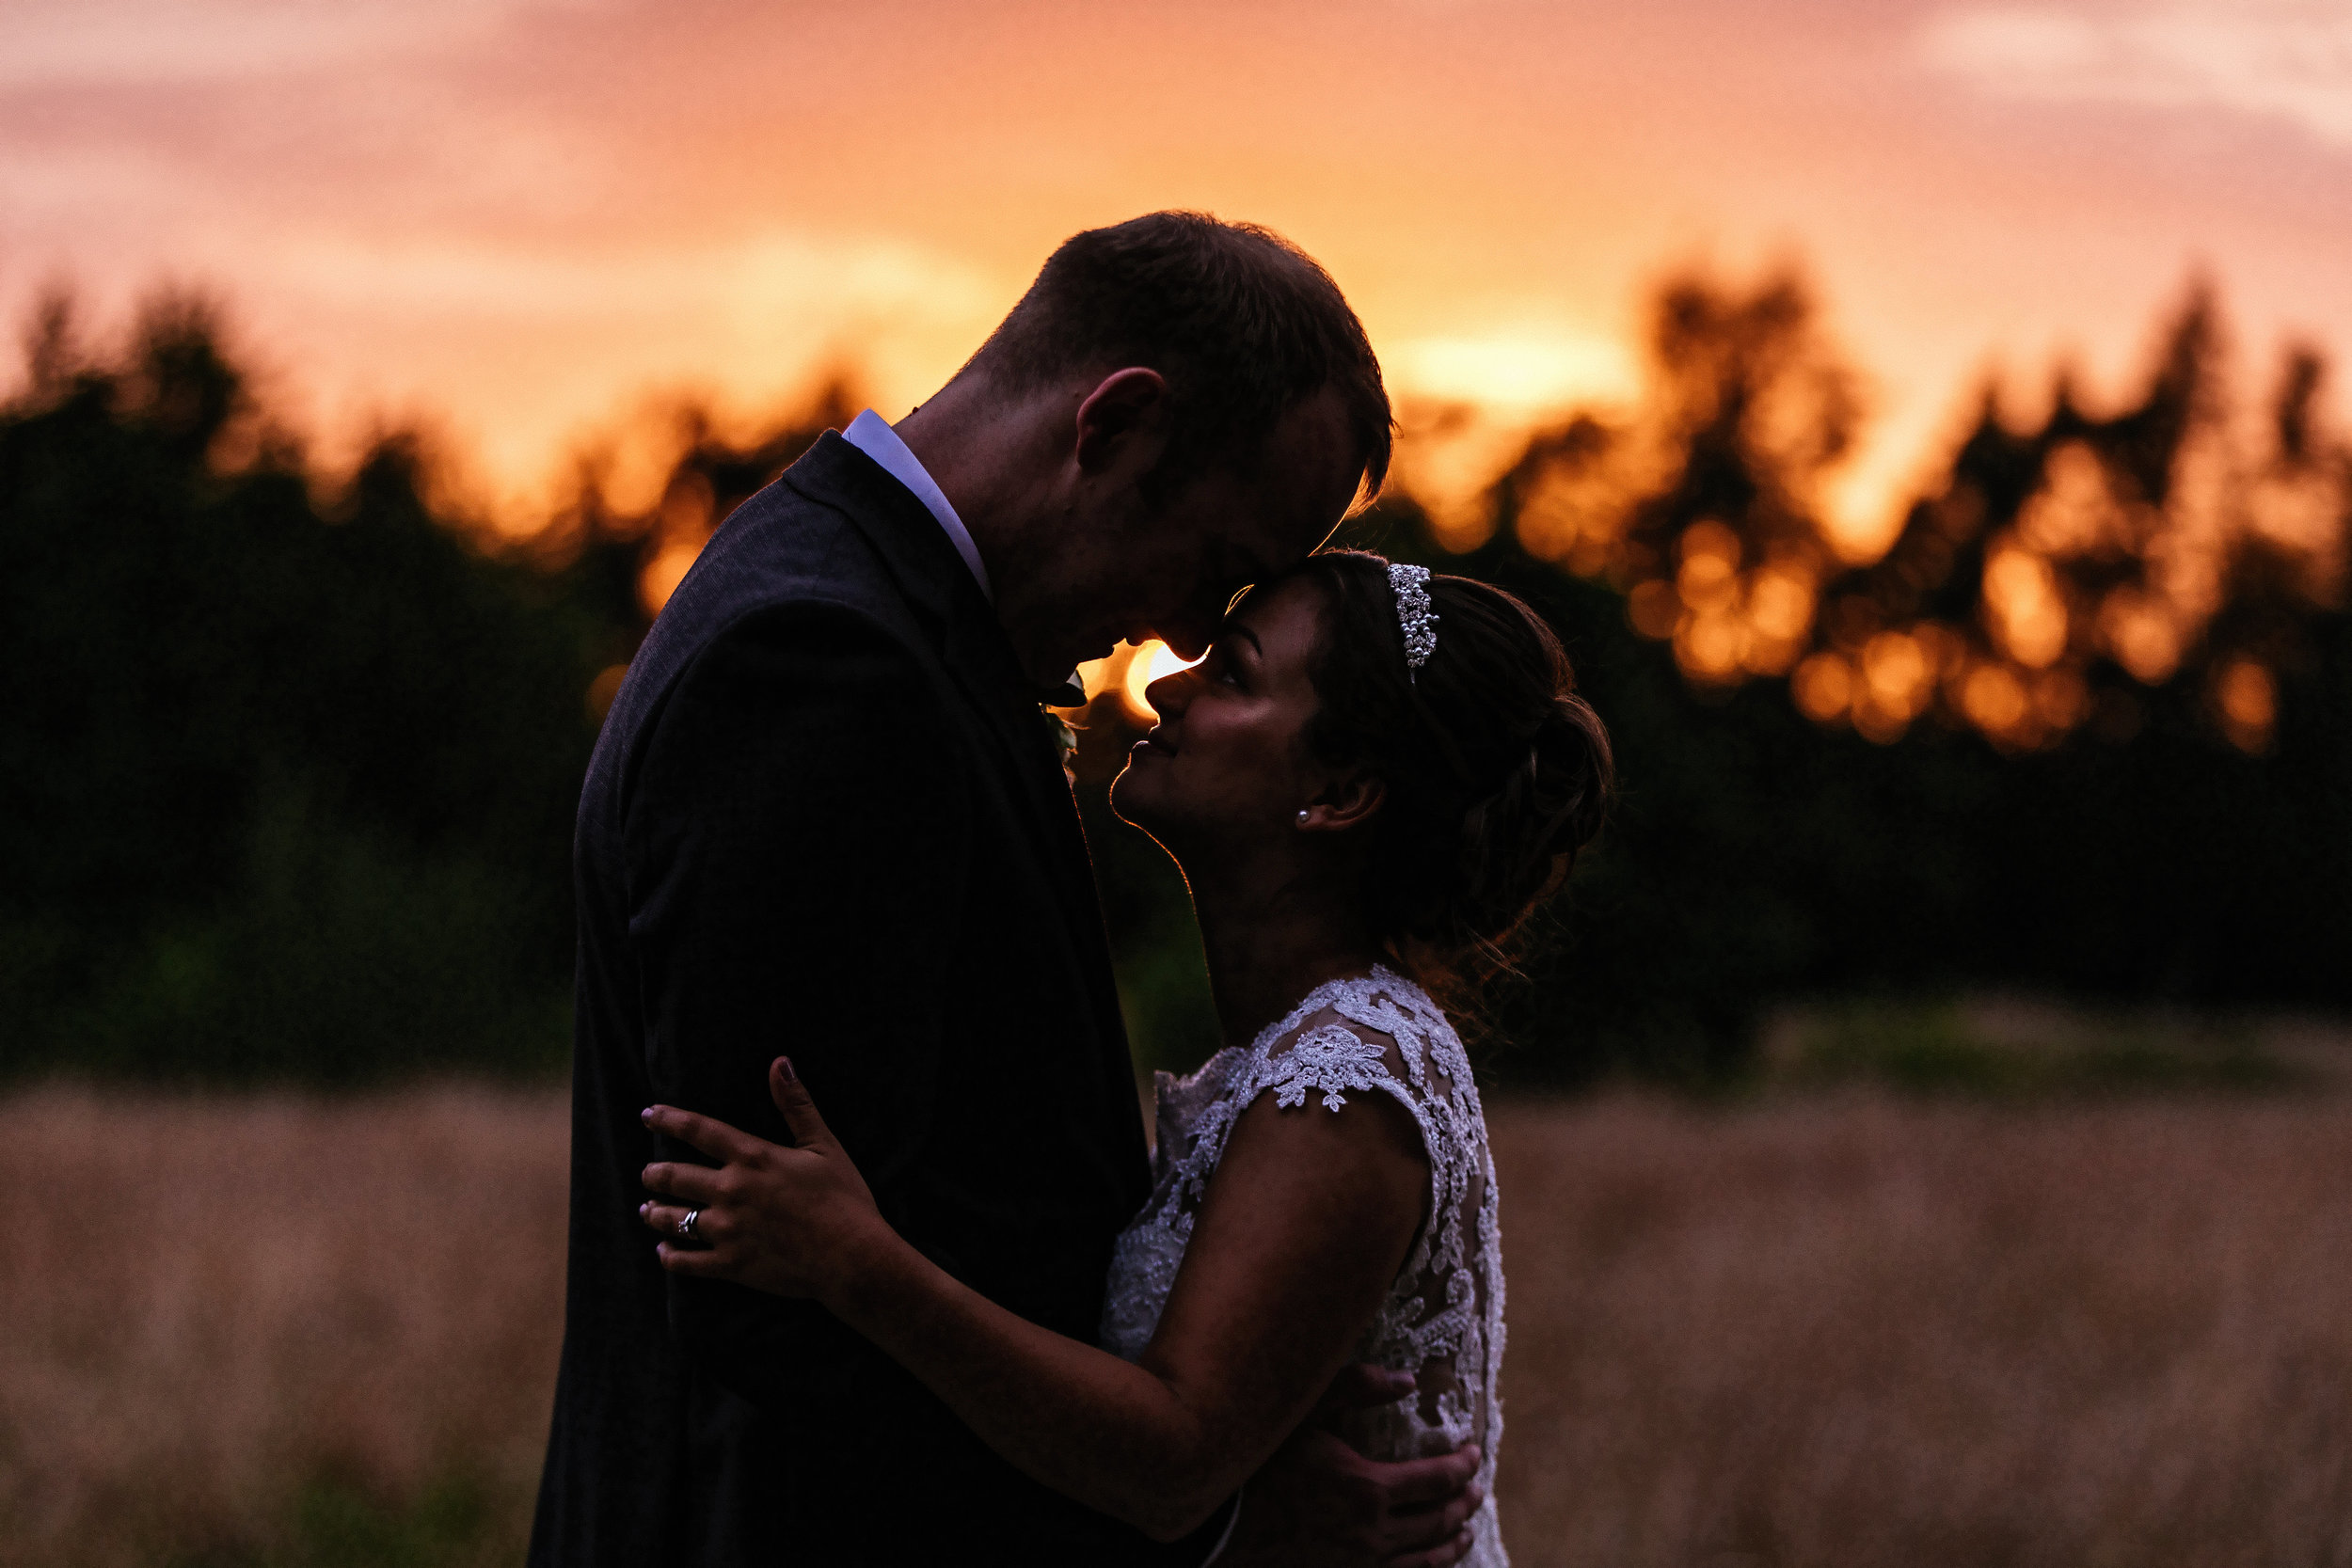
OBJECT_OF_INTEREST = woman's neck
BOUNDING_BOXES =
[1184,850,1381,1052]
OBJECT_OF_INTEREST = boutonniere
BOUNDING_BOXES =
[1042,705,1079,779]
[1040,672,1087,785]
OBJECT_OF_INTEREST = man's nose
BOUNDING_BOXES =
[1157,626,1212,662]
[1154,595,1229,662]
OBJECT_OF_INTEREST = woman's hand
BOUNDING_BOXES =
[638,1056,895,1305]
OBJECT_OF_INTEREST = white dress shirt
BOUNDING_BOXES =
[842,408,992,603]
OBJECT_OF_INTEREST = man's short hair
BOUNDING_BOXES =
[968,212,1391,504]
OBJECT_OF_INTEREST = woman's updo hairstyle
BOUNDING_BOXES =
[1275,550,1614,988]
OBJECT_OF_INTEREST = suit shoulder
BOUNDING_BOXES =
[691,597,930,683]
[674,477,898,616]
[628,596,940,759]
[589,569,930,809]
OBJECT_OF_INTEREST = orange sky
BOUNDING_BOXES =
[7,0,2348,554]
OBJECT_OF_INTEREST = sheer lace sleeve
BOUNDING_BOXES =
[1100,969,1509,1562]
[1254,1020,1401,1112]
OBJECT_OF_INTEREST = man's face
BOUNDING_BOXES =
[1007,385,1365,682]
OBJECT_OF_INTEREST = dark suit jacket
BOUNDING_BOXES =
[528,434,1229,1566]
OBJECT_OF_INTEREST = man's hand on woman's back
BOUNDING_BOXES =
[1219,1364,1483,1568]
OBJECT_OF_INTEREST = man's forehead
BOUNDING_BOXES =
[1248,404,1364,547]
[1217,499,1319,583]
[1180,388,1364,585]
[1269,386,1364,500]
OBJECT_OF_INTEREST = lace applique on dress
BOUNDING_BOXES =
[1099,966,1510,1567]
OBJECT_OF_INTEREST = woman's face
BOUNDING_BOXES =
[1108,574,1333,856]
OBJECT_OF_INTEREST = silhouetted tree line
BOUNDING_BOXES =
[0,293,836,1080]
[4,274,2345,1085]
[1352,272,2352,1080]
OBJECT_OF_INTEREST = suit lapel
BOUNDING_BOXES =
[939,616,1110,947]
[783,436,1115,975]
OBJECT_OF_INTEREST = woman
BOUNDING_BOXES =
[637,551,1613,1565]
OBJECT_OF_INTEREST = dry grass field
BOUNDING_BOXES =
[1487,1096,2352,1567]
[3,1085,2348,1567]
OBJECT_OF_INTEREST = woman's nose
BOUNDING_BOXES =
[1143,665,1199,718]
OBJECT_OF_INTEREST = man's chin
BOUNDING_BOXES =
[999,619,1090,689]
[1031,646,1102,690]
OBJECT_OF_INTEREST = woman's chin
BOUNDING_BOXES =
[1107,765,1182,835]
[1106,766,1149,828]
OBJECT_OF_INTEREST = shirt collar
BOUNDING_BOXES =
[841,408,992,603]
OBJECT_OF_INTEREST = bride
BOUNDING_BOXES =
[637,550,1612,1566]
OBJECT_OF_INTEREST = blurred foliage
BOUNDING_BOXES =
[0,290,834,1082]
[1756,998,2303,1100]
[1375,269,2352,1085]
[4,293,577,1079]
[167,1471,518,1568]
[1489,269,2349,754]
[6,270,2348,1088]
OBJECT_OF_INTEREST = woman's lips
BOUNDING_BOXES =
[1133,731,1176,757]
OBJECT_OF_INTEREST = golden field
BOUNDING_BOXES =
[2,1086,2347,1567]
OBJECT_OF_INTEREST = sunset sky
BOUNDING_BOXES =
[7,0,2348,553]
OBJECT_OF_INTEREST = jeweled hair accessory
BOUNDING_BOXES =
[1389,562,1438,682]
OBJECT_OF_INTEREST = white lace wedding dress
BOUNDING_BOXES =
[1101,966,1508,1566]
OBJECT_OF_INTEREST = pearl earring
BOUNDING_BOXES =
[1296,809,1311,824]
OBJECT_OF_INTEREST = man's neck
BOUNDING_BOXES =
[894,376,1045,598]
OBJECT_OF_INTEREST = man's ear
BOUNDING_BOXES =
[1073,367,1170,477]
[1298,771,1386,833]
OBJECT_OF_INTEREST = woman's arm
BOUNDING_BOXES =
[640,1051,1430,1544]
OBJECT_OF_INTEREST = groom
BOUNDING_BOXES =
[531,213,1479,1566]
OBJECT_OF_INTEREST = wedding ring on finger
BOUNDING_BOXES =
[679,1208,703,1242]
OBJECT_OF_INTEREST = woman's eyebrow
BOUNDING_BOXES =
[1222,624,1263,660]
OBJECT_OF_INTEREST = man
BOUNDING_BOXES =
[531,212,1479,1566]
